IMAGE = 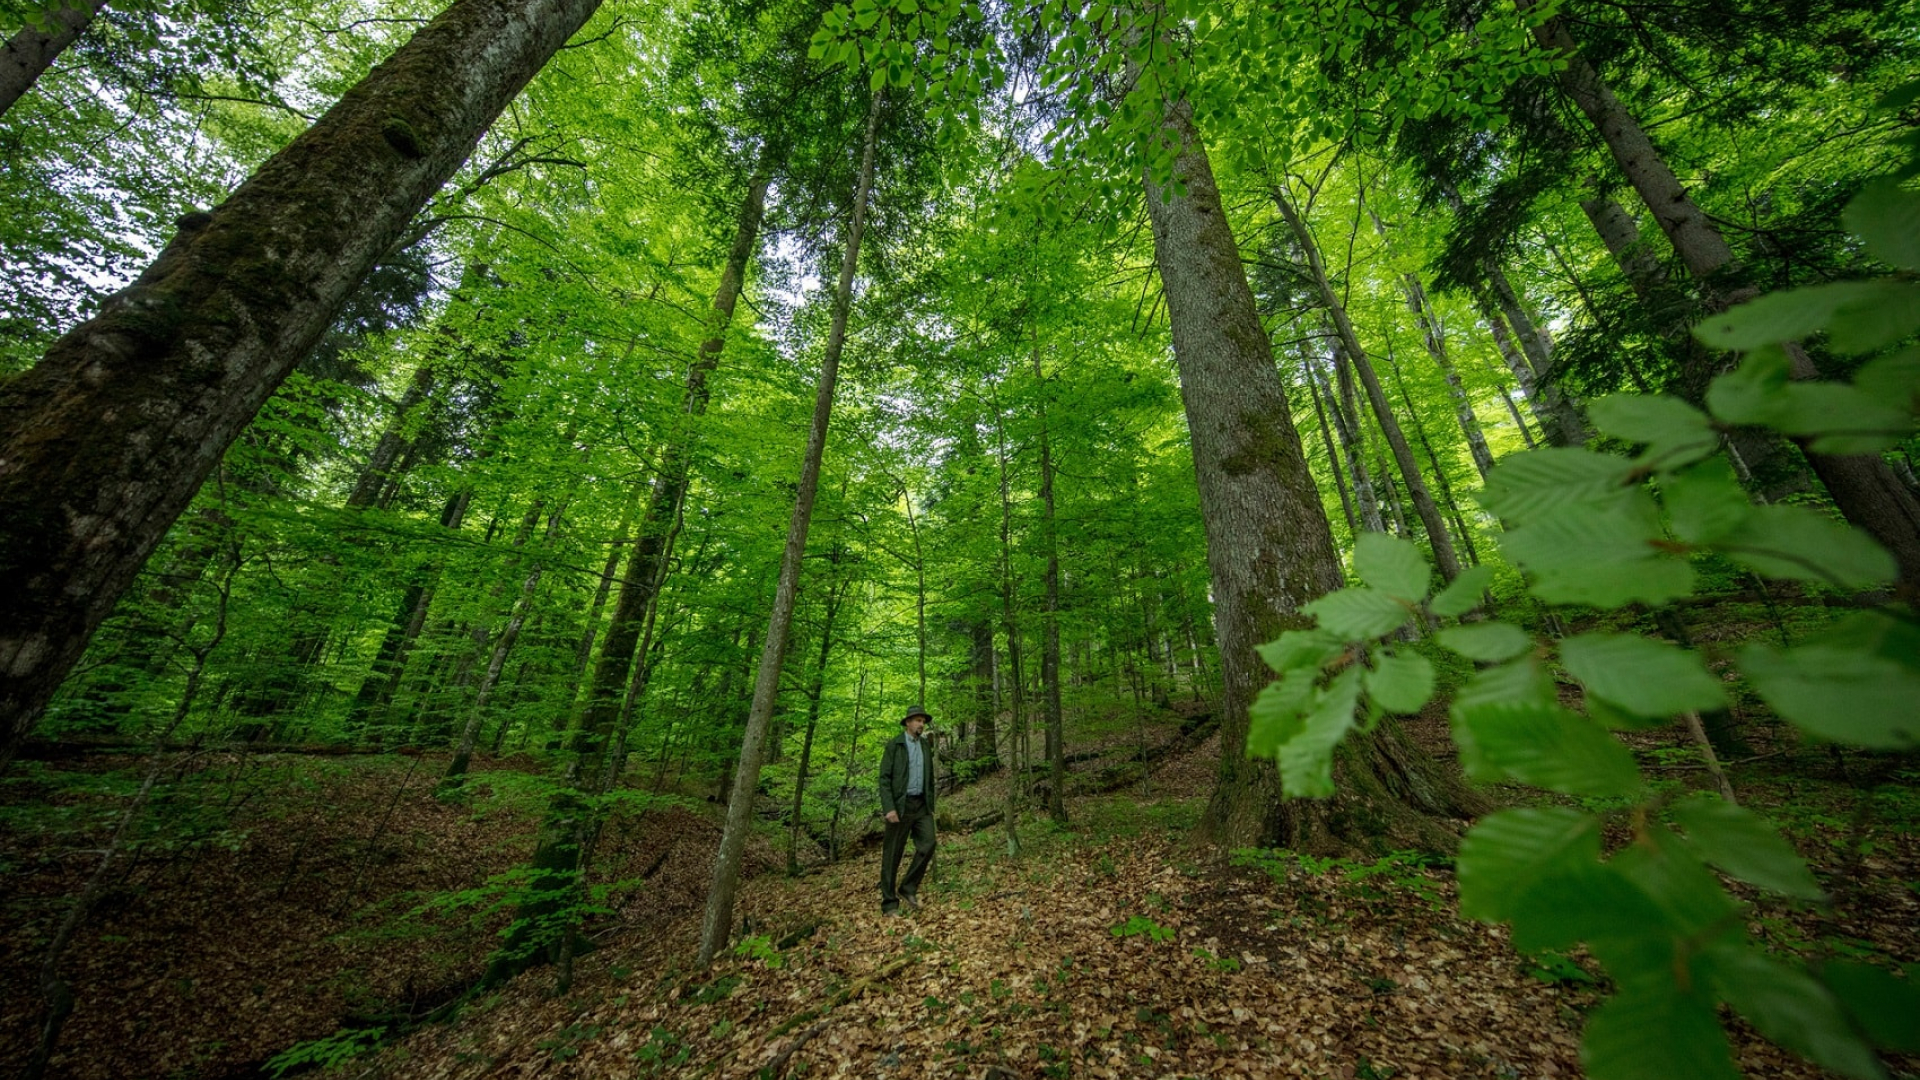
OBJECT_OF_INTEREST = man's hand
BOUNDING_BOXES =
[885,810,899,824]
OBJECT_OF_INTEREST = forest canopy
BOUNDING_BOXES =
[1,0,1917,1076]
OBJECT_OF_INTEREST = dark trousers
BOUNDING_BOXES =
[879,794,935,910]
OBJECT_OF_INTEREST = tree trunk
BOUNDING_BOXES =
[1481,264,1587,447]
[1320,327,1388,534]
[787,562,847,875]
[1367,205,1495,480]
[1579,195,1667,302]
[994,383,1027,856]
[1303,351,1358,534]
[1033,344,1067,822]
[968,618,996,765]
[696,88,882,967]
[345,489,471,736]
[0,0,605,773]
[1273,182,1460,582]
[570,148,774,771]
[0,0,104,120]
[1145,101,1481,851]
[1390,348,1480,566]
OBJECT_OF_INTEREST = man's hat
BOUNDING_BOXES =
[901,704,933,725]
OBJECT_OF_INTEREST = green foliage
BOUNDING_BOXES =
[264,1026,385,1078]
[1251,179,1920,1079]
[1109,914,1174,943]
[732,933,786,969]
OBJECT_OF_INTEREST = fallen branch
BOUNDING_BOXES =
[765,953,915,1043]
[761,1018,831,1078]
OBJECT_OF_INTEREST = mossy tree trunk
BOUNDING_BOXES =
[0,0,604,773]
[1144,100,1484,853]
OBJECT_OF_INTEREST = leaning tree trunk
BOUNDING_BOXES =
[1033,343,1067,822]
[1533,8,1920,585]
[696,88,882,968]
[0,0,105,120]
[1301,351,1358,534]
[1146,100,1482,851]
[1274,182,1461,582]
[1367,204,1495,480]
[787,561,848,875]
[0,0,604,773]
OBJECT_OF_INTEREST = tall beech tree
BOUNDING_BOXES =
[698,86,884,967]
[1144,96,1480,850]
[0,0,606,771]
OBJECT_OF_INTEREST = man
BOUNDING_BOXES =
[877,703,937,915]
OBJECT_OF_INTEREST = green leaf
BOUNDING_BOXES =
[1254,628,1346,674]
[1707,947,1885,1080]
[1844,179,1920,273]
[1302,586,1412,640]
[1477,448,1635,524]
[869,66,887,89]
[1247,673,1315,757]
[1559,633,1726,718]
[1456,808,1600,923]
[1436,621,1531,661]
[1823,961,1920,1053]
[1691,282,1888,351]
[1738,643,1920,749]
[1353,532,1430,602]
[1500,493,1696,608]
[1707,346,1792,427]
[1855,345,1920,416]
[1365,650,1435,714]
[1720,505,1895,589]
[1427,564,1493,617]
[1451,699,1642,796]
[1661,458,1753,545]
[1276,668,1363,798]
[1670,795,1822,900]
[1623,825,1745,932]
[1588,394,1718,463]
[1766,382,1916,453]
[1455,656,1555,710]
[1581,985,1740,1080]
[1825,282,1920,356]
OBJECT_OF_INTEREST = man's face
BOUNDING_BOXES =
[904,716,927,737]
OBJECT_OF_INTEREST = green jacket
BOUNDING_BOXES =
[878,732,936,815]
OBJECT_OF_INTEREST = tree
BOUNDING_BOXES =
[0,0,608,771]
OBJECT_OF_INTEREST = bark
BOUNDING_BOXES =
[1482,265,1587,447]
[993,385,1027,856]
[1367,205,1495,480]
[1390,350,1480,566]
[1579,195,1667,302]
[1273,182,1460,581]
[1145,101,1481,850]
[787,561,847,875]
[697,88,882,967]
[0,0,103,121]
[1304,354,1358,534]
[345,489,471,734]
[1033,344,1067,822]
[348,361,439,508]
[967,618,996,764]
[1320,327,1388,534]
[0,0,604,772]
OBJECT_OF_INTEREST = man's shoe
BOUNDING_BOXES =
[881,905,902,917]
[900,893,919,912]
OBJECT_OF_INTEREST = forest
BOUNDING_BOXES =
[0,0,1917,1076]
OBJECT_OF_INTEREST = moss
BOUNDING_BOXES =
[381,117,426,160]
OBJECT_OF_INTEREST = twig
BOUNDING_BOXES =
[762,1018,832,1077]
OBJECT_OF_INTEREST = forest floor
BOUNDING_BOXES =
[2,698,1916,1080]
